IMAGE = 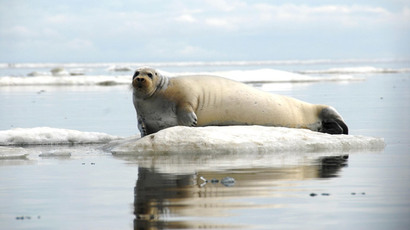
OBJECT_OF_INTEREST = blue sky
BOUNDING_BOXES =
[0,0,409,62]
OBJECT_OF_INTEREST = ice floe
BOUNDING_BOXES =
[108,126,385,173]
[110,126,385,155]
[0,146,29,159]
[0,126,385,167]
[0,127,121,146]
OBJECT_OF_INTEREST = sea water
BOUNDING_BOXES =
[0,59,409,229]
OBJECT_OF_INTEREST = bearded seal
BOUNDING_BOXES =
[132,67,348,136]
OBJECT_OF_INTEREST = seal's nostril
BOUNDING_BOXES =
[136,78,145,82]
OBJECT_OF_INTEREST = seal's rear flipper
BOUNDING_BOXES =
[321,119,348,135]
[319,107,349,135]
[337,119,349,135]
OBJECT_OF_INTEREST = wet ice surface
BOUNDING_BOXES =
[0,64,409,229]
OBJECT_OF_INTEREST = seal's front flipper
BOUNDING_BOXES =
[137,117,148,137]
[177,104,198,127]
[178,111,198,127]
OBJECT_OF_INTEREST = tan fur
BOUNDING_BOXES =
[162,76,325,128]
[132,67,348,136]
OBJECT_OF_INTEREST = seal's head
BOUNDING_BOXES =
[132,67,162,99]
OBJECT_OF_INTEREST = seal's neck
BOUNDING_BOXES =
[146,74,169,99]
[156,75,169,91]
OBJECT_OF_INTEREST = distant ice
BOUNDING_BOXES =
[0,59,404,69]
[0,68,361,86]
[0,127,121,146]
[107,65,133,72]
[297,66,410,75]
[50,67,70,76]
[38,150,72,158]
[0,75,130,86]
[27,71,51,77]
[111,126,385,155]
[173,69,362,83]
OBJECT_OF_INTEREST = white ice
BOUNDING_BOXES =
[170,68,361,83]
[111,126,385,155]
[0,75,131,86]
[108,126,385,173]
[0,126,385,168]
[0,68,361,86]
[0,127,121,146]
[298,66,410,75]
[0,146,29,159]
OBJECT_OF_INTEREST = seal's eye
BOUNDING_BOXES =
[133,71,140,79]
[147,73,153,78]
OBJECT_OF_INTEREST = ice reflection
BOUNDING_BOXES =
[127,153,348,229]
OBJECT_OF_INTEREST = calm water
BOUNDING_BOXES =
[0,63,409,229]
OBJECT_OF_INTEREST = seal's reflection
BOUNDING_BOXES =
[133,155,348,229]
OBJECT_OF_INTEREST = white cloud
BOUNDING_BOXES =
[174,3,403,32]
[251,4,395,27]
[175,14,197,23]
[204,0,246,12]
[205,18,236,29]
[394,6,410,28]
[1,1,409,62]
[45,14,70,24]
[7,26,34,37]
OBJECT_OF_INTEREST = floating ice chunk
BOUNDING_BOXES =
[69,71,85,76]
[0,127,121,146]
[27,71,51,77]
[107,65,133,72]
[50,67,70,76]
[0,146,29,159]
[111,126,385,155]
[39,150,72,158]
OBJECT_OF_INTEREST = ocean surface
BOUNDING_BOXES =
[0,59,409,229]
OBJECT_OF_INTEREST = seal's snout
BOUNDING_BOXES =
[132,77,146,89]
[135,77,145,82]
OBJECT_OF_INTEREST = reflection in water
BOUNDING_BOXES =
[132,155,348,229]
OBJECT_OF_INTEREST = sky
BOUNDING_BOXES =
[0,0,409,63]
